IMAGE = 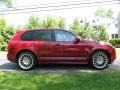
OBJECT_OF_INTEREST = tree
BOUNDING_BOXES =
[70,17,81,33]
[99,25,109,41]
[0,0,12,7]
[107,8,113,18]
[0,18,7,51]
[92,25,109,41]
[95,8,113,18]
[26,16,41,29]
[70,17,109,41]
[41,16,58,28]
[41,16,66,29]
[70,17,94,39]
[0,18,15,51]
[26,16,66,29]
[57,17,65,29]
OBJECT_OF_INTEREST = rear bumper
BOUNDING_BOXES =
[7,52,16,63]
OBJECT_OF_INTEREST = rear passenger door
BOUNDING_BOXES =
[31,30,57,60]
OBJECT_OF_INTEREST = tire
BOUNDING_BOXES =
[90,51,109,70]
[17,52,37,70]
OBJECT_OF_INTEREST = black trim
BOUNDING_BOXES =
[51,30,56,41]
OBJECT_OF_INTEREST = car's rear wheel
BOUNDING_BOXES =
[17,52,36,70]
[90,51,109,70]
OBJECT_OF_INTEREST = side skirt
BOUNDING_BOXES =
[38,57,88,64]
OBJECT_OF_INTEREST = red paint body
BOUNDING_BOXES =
[7,29,116,64]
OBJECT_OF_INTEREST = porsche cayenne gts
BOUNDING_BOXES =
[7,29,116,70]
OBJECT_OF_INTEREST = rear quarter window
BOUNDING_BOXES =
[21,31,33,40]
[21,30,52,41]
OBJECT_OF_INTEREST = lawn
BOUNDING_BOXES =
[116,48,120,56]
[0,71,120,90]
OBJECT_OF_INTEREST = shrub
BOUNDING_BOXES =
[109,38,120,47]
[70,17,109,41]
[0,18,16,51]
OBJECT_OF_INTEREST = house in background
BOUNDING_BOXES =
[108,19,119,39]
[118,12,120,38]
[96,18,119,39]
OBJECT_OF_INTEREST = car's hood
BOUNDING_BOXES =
[84,39,111,46]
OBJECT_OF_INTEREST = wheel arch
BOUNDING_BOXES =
[16,49,38,63]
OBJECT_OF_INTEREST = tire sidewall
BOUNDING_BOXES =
[17,52,36,70]
[90,51,109,70]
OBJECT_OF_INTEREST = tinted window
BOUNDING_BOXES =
[21,30,52,41]
[32,30,52,41]
[21,31,33,40]
[55,30,76,41]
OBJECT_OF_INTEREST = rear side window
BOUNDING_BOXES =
[21,31,33,40]
[21,30,52,41]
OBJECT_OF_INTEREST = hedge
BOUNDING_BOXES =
[109,38,120,47]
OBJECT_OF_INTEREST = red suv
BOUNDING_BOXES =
[7,29,116,70]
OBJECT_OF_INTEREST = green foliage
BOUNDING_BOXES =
[41,16,58,28]
[26,16,41,29]
[70,17,81,33]
[0,16,109,51]
[92,25,109,41]
[95,8,113,18]
[1,0,12,7]
[109,38,120,47]
[26,16,66,29]
[0,18,15,51]
[57,17,65,29]
[70,17,92,39]
[71,17,109,41]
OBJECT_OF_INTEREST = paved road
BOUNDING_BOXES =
[0,52,120,72]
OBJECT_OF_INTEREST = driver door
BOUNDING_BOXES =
[53,30,86,61]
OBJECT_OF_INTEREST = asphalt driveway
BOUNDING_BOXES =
[0,52,120,72]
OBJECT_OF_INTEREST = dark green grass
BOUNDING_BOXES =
[0,71,120,90]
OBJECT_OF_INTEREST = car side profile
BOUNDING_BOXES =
[7,29,116,70]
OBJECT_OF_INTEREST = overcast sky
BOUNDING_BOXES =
[0,0,120,27]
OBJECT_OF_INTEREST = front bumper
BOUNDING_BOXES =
[109,47,116,63]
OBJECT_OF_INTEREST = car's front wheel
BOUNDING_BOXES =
[90,51,109,70]
[17,52,36,70]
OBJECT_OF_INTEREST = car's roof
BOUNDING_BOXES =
[16,28,76,36]
[18,28,66,31]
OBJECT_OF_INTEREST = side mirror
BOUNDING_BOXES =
[74,37,82,44]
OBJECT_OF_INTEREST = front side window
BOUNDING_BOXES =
[54,30,76,41]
